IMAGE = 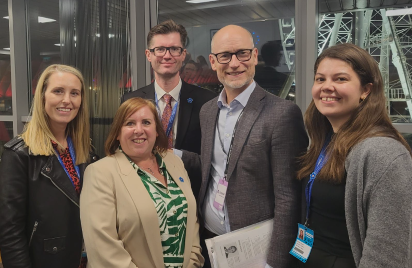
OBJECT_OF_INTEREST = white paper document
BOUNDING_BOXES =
[205,219,273,268]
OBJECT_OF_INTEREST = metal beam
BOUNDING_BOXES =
[295,0,318,113]
[129,0,157,91]
[8,0,30,136]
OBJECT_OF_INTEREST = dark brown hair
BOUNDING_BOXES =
[105,98,168,156]
[297,43,411,183]
[147,20,187,48]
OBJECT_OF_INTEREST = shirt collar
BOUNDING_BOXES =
[121,148,166,172]
[154,79,182,102]
[217,80,256,109]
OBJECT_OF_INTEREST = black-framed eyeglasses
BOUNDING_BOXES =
[211,49,254,64]
[149,46,184,57]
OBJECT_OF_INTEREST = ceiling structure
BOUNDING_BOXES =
[159,0,412,27]
[1,0,412,59]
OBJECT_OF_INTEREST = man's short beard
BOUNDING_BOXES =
[221,77,253,91]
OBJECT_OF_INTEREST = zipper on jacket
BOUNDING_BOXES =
[41,171,79,207]
[29,221,38,247]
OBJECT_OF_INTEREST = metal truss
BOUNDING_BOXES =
[276,8,412,117]
[317,13,353,55]
[278,18,296,99]
[278,18,295,71]
[315,9,412,122]
[362,9,412,122]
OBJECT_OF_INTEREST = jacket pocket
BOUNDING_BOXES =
[28,221,39,247]
[44,236,66,254]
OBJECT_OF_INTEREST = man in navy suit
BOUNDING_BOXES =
[122,20,216,198]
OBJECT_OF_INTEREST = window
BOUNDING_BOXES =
[317,2,412,124]
[158,0,296,101]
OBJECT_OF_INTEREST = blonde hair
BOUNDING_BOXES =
[21,64,91,164]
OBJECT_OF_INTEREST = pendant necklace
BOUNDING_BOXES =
[144,156,158,176]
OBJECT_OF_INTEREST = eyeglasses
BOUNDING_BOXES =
[211,49,254,64]
[149,46,184,57]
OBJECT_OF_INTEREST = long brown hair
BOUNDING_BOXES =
[105,97,168,156]
[297,43,411,183]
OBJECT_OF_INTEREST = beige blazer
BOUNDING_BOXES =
[80,150,204,268]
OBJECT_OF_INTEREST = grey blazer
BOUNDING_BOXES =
[182,84,309,268]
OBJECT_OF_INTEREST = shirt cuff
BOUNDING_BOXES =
[265,263,273,268]
[173,149,183,158]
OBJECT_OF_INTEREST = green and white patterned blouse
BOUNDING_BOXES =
[124,151,188,268]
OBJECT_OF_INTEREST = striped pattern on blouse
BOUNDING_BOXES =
[124,151,188,268]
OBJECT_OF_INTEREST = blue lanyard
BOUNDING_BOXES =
[304,134,331,226]
[154,91,180,137]
[55,136,81,188]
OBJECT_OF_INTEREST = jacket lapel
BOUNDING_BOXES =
[175,82,193,149]
[41,155,80,206]
[198,99,219,208]
[114,150,164,268]
[162,153,196,268]
[144,83,156,101]
[226,85,266,180]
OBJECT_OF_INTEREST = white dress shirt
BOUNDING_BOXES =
[203,81,256,235]
[175,80,272,268]
[154,79,182,146]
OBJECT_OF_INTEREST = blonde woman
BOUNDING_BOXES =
[0,64,97,268]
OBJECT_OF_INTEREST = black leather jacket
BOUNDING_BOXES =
[0,136,98,268]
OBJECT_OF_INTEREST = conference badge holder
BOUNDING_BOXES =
[213,178,228,211]
[289,223,314,263]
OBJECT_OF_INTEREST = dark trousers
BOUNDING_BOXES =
[299,247,356,268]
[200,235,212,268]
[200,228,218,268]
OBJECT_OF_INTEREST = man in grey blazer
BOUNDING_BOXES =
[180,25,308,268]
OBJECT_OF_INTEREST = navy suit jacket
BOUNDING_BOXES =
[121,81,217,198]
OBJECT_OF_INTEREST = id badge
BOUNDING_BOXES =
[82,242,87,257]
[289,223,314,263]
[213,178,228,211]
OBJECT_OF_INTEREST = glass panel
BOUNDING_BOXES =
[26,0,131,157]
[28,0,61,97]
[317,5,412,123]
[0,121,13,159]
[158,0,296,101]
[0,0,12,115]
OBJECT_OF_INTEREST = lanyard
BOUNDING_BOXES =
[304,134,331,226]
[155,91,180,137]
[216,108,244,180]
[55,136,81,187]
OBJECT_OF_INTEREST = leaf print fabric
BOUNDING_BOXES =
[124,151,188,268]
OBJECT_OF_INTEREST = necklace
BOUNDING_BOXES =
[143,155,159,176]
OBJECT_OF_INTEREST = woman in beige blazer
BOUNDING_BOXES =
[80,97,204,268]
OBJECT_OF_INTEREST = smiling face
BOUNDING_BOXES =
[312,57,371,131]
[44,71,82,134]
[145,32,186,80]
[209,25,258,94]
[117,105,158,163]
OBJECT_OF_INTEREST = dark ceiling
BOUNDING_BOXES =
[1,0,412,61]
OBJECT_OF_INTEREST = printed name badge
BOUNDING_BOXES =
[289,223,314,263]
[213,178,228,211]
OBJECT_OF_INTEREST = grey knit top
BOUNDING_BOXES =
[345,136,412,268]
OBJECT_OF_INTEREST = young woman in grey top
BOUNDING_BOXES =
[297,43,412,268]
